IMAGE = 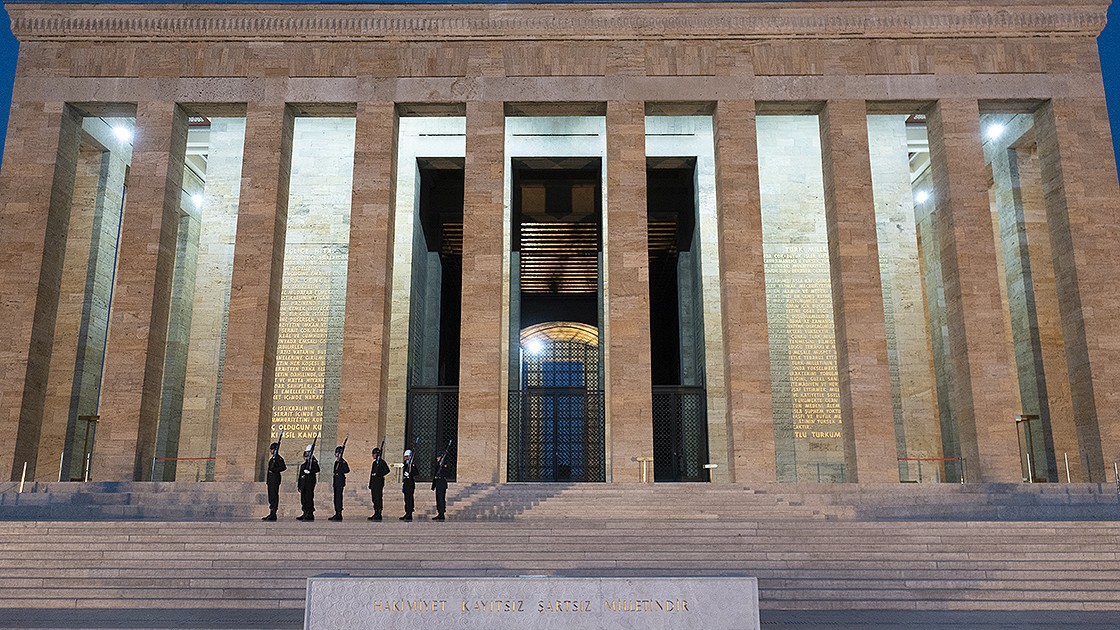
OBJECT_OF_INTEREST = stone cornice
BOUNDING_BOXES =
[5,1,1109,43]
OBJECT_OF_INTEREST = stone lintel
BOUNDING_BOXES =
[7,2,1109,43]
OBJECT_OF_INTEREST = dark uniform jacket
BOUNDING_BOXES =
[266,454,286,485]
[297,457,320,492]
[401,459,416,489]
[431,459,449,491]
[368,458,391,490]
[333,457,350,489]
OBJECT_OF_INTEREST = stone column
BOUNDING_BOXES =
[95,102,188,480]
[0,101,81,480]
[336,103,398,466]
[818,101,898,483]
[457,101,504,482]
[214,103,294,481]
[926,100,1020,482]
[1035,98,1120,482]
[713,101,775,483]
[605,100,654,483]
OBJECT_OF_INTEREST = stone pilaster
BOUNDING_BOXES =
[713,101,775,483]
[605,100,654,483]
[0,101,81,480]
[95,102,188,480]
[457,101,504,482]
[1035,98,1120,482]
[337,103,398,466]
[819,100,898,483]
[926,100,1021,482]
[214,103,293,481]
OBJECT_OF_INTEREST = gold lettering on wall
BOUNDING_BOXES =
[764,244,845,476]
[271,245,348,442]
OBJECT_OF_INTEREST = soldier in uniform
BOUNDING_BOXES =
[262,441,285,521]
[296,444,320,521]
[431,453,448,521]
[400,449,416,521]
[328,445,349,521]
[367,447,390,521]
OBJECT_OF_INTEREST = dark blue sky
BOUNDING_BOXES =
[0,0,1118,171]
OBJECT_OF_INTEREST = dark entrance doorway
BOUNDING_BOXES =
[507,159,606,482]
[648,159,710,482]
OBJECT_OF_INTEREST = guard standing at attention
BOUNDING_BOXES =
[367,447,391,521]
[328,445,349,521]
[400,449,416,521]
[297,445,320,521]
[431,453,449,521]
[262,441,285,521]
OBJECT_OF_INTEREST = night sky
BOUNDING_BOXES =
[0,0,1117,174]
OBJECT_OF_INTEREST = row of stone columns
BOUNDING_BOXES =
[1,98,1117,483]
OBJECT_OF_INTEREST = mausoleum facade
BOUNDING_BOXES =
[2,0,1118,485]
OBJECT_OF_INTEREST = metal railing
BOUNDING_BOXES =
[150,457,216,482]
[897,457,967,483]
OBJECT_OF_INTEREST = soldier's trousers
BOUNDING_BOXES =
[300,486,315,516]
[403,483,415,516]
[266,481,280,515]
[370,486,384,515]
[333,485,344,514]
[435,484,447,515]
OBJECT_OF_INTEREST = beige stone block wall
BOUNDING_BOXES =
[605,100,655,483]
[336,103,398,471]
[457,101,505,482]
[1036,98,1120,482]
[757,113,845,483]
[926,100,1021,482]
[215,103,293,481]
[174,117,246,479]
[95,102,188,480]
[713,101,775,483]
[819,101,898,483]
[0,101,80,480]
[269,117,355,464]
[866,115,944,474]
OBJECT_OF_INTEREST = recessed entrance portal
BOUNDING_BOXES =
[507,159,606,482]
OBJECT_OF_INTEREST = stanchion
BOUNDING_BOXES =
[703,463,718,483]
[634,457,654,483]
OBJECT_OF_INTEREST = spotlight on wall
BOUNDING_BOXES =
[112,126,133,143]
[526,339,544,355]
[914,190,931,204]
[985,123,1006,141]
[191,194,205,209]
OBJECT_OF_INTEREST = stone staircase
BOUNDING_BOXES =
[0,482,1118,624]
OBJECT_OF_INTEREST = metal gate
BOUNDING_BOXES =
[405,386,458,482]
[652,386,709,482]
[509,388,605,482]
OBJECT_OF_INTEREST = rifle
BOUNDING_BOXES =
[306,433,319,471]
[272,429,284,461]
[338,434,349,460]
[435,439,454,478]
[374,438,385,465]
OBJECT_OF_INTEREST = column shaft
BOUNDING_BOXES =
[336,103,398,465]
[457,101,505,482]
[96,102,188,480]
[819,100,898,483]
[0,101,80,480]
[1035,98,1120,481]
[214,103,293,481]
[606,100,654,483]
[713,100,776,482]
[926,99,1020,482]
